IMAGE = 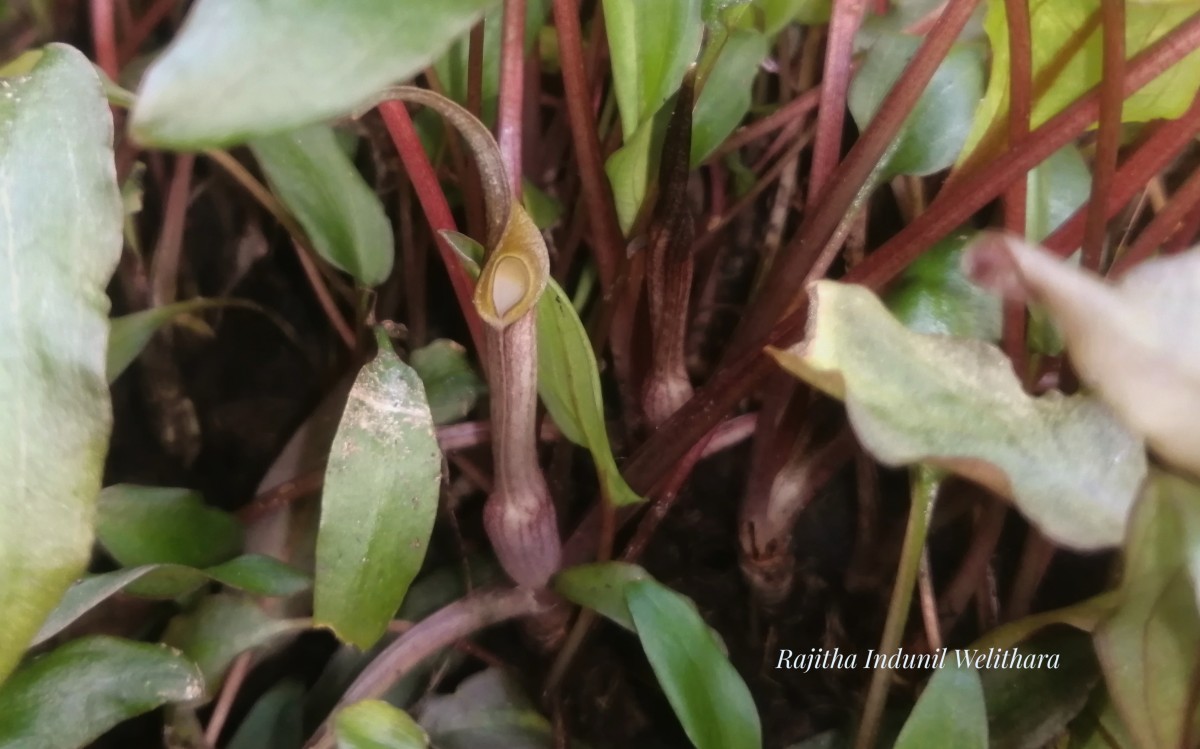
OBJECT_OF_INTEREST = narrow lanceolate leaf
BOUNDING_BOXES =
[848,33,985,178]
[538,281,642,506]
[964,236,1200,477]
[553,561,651,631]
[163,594,303,698]
[690,28,769,165]
[0,637,204,748]
[556,562,762,749]
[130,0,499,147]
[769,281,1147,550]
[893,665,987,749]
[250,125,394,286]
[444,230,640,505]
[0,44,123,683]
[107,298,245,382]
[1094,473,1200,749]
[315,329,442,649]
[603,0,703,136]
[336,700,429,749]
[34,555,311,646]
[97,484,243,568]
[626,580,762,749]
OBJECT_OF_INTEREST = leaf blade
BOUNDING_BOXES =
[250,124,394,286]
[314,329,443,649]
[770,280,1147,550]
[0,637,204,747]
[130,0,499,147]
[894,664,987,749]
[0,43,123,682]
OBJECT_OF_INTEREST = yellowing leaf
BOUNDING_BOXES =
[964,236,1200,477]
[769,280,1146,550]
[962,0,1200,163]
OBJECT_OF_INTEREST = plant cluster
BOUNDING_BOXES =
[1,0,1200,747]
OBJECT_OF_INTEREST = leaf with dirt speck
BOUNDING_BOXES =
[314,328,443,649]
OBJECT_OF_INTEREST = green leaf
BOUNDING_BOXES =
[1023,146,1091,356]
[522,179,564,230]
[691,29,770,165]
[768,281,1147,550]
[602,0,703,136]
[885,233,1002,340]
[962,0,1200,163]
[250,125,394,286]
[605,108,670,234]
[553,561,652,631]
[1025,145,1091,243]
[537,280,642,506]
[0,637,204,748]
[446,230,640,505]
[979,630,1099,749]
[848,33,985,178]
[97,484,243,568]
[556,562,760,749]
[0,44,123,683]
[754,0,831,32]
[108,298,241,382]
[34,555,311,645]
[1094,473,1200,749]
[163,594,302,698]
[626,579,762,749]
[130,0,499,147]
[409,339,486,425]
[964,236,1200,476]
[894,665,987,749]
[336,700,430,749]
[417,668,565,749]
[227,680,305,749]
[314,328,442,649]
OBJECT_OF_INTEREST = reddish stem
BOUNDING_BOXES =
[1002,0,1032,377]
[498,0,527,195]
[733,0,982,354]
[1111,162,1200,276]
[1043,93,1200,258]
[1082,0,1126,271]
[150,154,194,306]
[118,0,176,64]
[467,22,486,117]
[378,101,486,353]
[709,85,824,161]
[90,0,119,79]
[1165,194,1200,254]
[807,0,868,211]
[551,0,624,292]
[619,10,1200,497]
